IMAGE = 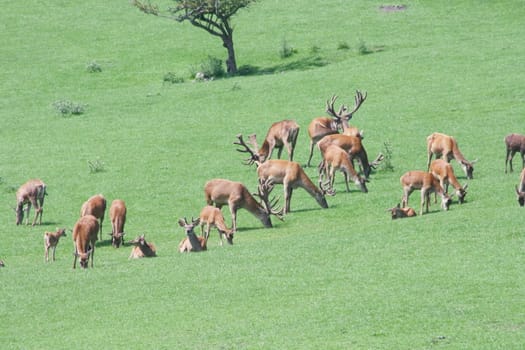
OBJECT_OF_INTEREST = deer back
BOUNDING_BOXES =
[81,194,107,220]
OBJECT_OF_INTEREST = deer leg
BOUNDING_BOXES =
[52,246,56,261]
[307,141,315,167]
[45,246,49,263]
[25,203,32,225]
[229,204,237,233]
[284,184,293,214]
[342,171,350,193]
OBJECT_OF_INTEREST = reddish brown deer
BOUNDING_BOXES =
[109,199,127,248]
[44,228,67,262]
[247,120,300,163]
[72,215,99,269]
[80,194,106,241]
[306,91,367,167]
[426,132,476,179]
[505,133,525,173]
[400,170,452,215]
[199,205,234,245]
[515,168,525,206]
[430,159,468,204]
[178,217,207,253]
[387,204,417,219]
[128,234,157,258]
[318,144,368,193]
[317,133,373,178]
[15,179,47,226]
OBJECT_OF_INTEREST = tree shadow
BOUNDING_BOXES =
[237,55,329,77]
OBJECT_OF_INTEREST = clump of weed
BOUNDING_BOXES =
[310,45,321,54]
[337,41,350,50]
[358,39,373,55]
[86,61,102,73]
[53,100,86,116]
[87,158,105,173]
[190,56,225,81]
[379,141,395,171]
[279,39,297,58]
[163,72,184,84]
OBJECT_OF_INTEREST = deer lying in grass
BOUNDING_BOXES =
[80,194,106,241]
[247,120,300,163]
[387,204,416,219]
[72,215,99,269]
[109,199,126,248]
[15,179,47,226]
[400,170,452,215]
[515,168,525,206]
[426,132,476,179]
[129,234,157,258]
[318,144,368,194]
[505,133,525,173]
[306,91,367,167]
[44,228,67,262]
[178,218,207,253]
[430,159,468,204]
[199,205,234,245]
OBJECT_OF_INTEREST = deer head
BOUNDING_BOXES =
[325,90,367,126]
[178,217,201,235]
[515,185,525,207]
[253,178,284,221]
[234,134,260,166]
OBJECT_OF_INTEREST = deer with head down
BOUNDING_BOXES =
[505,133,525,173]
[44,228,67,262]
[129,234,157,258]
[15,179,47,226]
[109,199,126,248]
[426,132,476,179]
[199,205,234,246]
[80,194,106,241]
[318,144,368,194]
[247,119,300,163]
[306,91,367,167]
[400,170,452,216]
[515,168,525,206]
[72,215,99,269]
[430,159,468,204]
[178,217,207,253]
[387,203,416,219]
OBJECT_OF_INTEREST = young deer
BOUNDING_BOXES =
[426,132,476,179]
[80,194,107,241]
[15,179,47,226]
[515,168,525,206]
[430,159,468,204]
[400,170,452,216]
[317,133,373,178]
[44,228,67,262]
[247,120,300,163]
[178,218,207,253]
[387,204,417,219]
[318,144,368,194]
[129,234,157,258]
[72,215,99,269]
[109,199,127,248]
[199,205,234,245]
[505,133,525,173]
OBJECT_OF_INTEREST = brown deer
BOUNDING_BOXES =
[109,199,127,248]
[15,179,47,226]
[44,228,67,262]
[515,168,525,206]
[430,159,468,204]
[199,205,234,245]
[247,120,300,163]
[306,91,367,167]
[400,170,452,215]
[317,133,373,178]
[178,217,207,253]
[128,234,157,258]
[80,194,106,241]
[318,144,368,194]
[72,215,99,269]
[505,133,525,173]
[387,204,417,219]
[426,132,476,179]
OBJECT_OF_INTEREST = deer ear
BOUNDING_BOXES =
[178,219,185,227]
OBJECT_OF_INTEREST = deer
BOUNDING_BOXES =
[426,132,476,179]
[317,133,373,178]
[80,194,106,241]
[109,199,127,248]
[306,91,367,167]
[400,170,452,216]
[72,215,99,269]
[199,205,234,246]
[318,144,368,194]
[178,217,207,253]
[430,159,468,204]
[128,234,157,258]
[247,119,300,163]
[515,168,525,206]
[44,228,67,262]
[505,133,525,173]
[15,179,47,226]
[387,204,417,219]
[204,177,283,232]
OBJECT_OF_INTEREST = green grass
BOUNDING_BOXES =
[1,1,525,349]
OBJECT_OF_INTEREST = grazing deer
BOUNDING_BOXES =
[426,132,476,179]
[15,179,47,226]
[515,168,525,206]
[44,228,67,262]
[72,215,99,269]
[109,199,127,248]
[247,120,300,163]
[387,204,417,219]
[128,234,157,258]
[306,91,367,167]
[318,144,368,194]
[317,133,373,178]
[80,194,106,241]
[400,170,452,215]
[505,133,525,173]
[430,159,468,204]
[178,218,207,253]
[199,205,234,245]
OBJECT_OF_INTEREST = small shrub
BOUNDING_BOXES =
[86,61,102,73]
[379,141,395,172]
[163,72,184,84]
[337,42,350,50]
[189,56,225,80]
[279,39,297,58]
[358,39,372,55]
[53,100,86,116]
[87,158,105,173]
[310,45,321,54]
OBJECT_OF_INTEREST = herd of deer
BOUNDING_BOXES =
[7,91,525,268]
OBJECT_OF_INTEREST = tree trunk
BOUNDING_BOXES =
[222,35,237,75]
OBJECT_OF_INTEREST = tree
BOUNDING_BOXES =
[133,0,257,75]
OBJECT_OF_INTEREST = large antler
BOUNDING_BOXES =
[369,153,385,169]
[325,90,367,122]
[234,134,260,166]
[255,178,284,220]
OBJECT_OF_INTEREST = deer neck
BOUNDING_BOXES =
[186,233,202,251]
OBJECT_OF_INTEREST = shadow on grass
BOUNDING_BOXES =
[237,55,329,76]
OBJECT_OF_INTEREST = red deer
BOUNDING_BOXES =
[318,144,368,194]
[247,120,300,163]
[306,91,367,167]
[44,228,67,262]
[199,205,234,245]
[109,199,127,248]
[426,132,476,179]
[505,133,525,173]
[387,204,417,219]
[400,170,452,215]
[317,133,373,178]
[515,168,525,206]
[128,234,157,258]
[430,159,468,204]
[15,179,47,226]
[178,218,207,253]
[80,194,106,241]
[72,215,99,269]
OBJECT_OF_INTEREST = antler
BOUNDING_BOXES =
[348,90,367,116]
[325,90,367,122]
[234,134,260,166]
[369,153,385,169]
[255,178,284,220]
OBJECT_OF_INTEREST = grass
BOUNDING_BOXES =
[1,0,525,349]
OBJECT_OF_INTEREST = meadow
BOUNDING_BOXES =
[1,1,524,349]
